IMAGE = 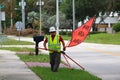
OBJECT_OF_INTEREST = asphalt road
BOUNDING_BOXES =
[64,43,120,80]
[7,35,120,80]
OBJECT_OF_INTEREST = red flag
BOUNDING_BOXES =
[66,16,95,47]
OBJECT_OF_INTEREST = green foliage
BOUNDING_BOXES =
[60,31,66,35]
[42,27,49,34]
[66,31,72,36]
[2,0,120,34]
[89,31,106,34]
[60,0,120,22]
[42,12,72,34]
[112,23,120,32]
[60,31,71,36]
[43,0,56,16]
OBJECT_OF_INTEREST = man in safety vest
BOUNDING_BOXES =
[43,26,66,72]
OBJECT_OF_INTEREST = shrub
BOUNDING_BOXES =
[20,28,39,36]
[4,27,39,36]
[60,31,66,35]
[90,31,106,34]
[4,27,17,35]
[112,23,120,32]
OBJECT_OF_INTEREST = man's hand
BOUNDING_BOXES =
[60,51,65,54]
[63,47,66,51]
[44,47,48,50]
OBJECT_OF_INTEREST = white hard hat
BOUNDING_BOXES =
[49,26,56,32]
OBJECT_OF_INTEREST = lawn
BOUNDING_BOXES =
[30,67,101,80]
[85,32,120,44]
[0,38,34,45]
[63,32,120,45]
[17,53,49,62]
[0,47,34,52]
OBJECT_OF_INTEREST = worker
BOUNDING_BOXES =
[43,26,66,72]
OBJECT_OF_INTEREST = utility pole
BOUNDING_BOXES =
[10,0,13,28]
[72,0,75,30]
[56,0,59,35]
[0,8,2,34]
[19,0,26,30]
[21,0,25,30]
[37,0,44,35]
[39,0,42,35]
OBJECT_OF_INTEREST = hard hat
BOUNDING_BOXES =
[49,26,56,32]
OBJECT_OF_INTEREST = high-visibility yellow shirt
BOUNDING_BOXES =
[48,35,61,53]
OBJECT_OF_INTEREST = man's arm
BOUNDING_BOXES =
[43,37,48,50]
[60,36,66,51]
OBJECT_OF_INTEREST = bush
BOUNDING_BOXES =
[112,23,120,32]
[19,28,39,36]
[4,27,40,36]
[59,31,72,36]
[4,27,17,35]
[90,31,106,34]
[60,31,66,35]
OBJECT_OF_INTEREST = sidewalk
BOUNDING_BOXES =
[0,50,41,80]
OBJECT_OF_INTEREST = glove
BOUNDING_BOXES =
[63,47,66,51]
[61,51,65,54]
[44,47,48,50]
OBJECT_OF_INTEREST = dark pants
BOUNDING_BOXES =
[49,52,61,72]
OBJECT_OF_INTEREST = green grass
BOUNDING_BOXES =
[85,32,120,44]
[0,47,34,52]
[62,32,120,45]
[17,54,49,62]
[30,67,101,80]
[0,38,34,45]
[62,35,71,40]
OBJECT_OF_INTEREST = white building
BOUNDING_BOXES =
[95,12,120,33]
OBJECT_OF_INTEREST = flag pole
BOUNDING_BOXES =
[38,47,85,70]
[62,52,85,70]
[72,0,75,30]
[62,53,72,69]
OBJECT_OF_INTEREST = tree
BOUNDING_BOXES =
[60,0,120,29]
[43,0,56,16]
[0,0,16,27]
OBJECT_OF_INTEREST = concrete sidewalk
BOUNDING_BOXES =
[0,50,41,80]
